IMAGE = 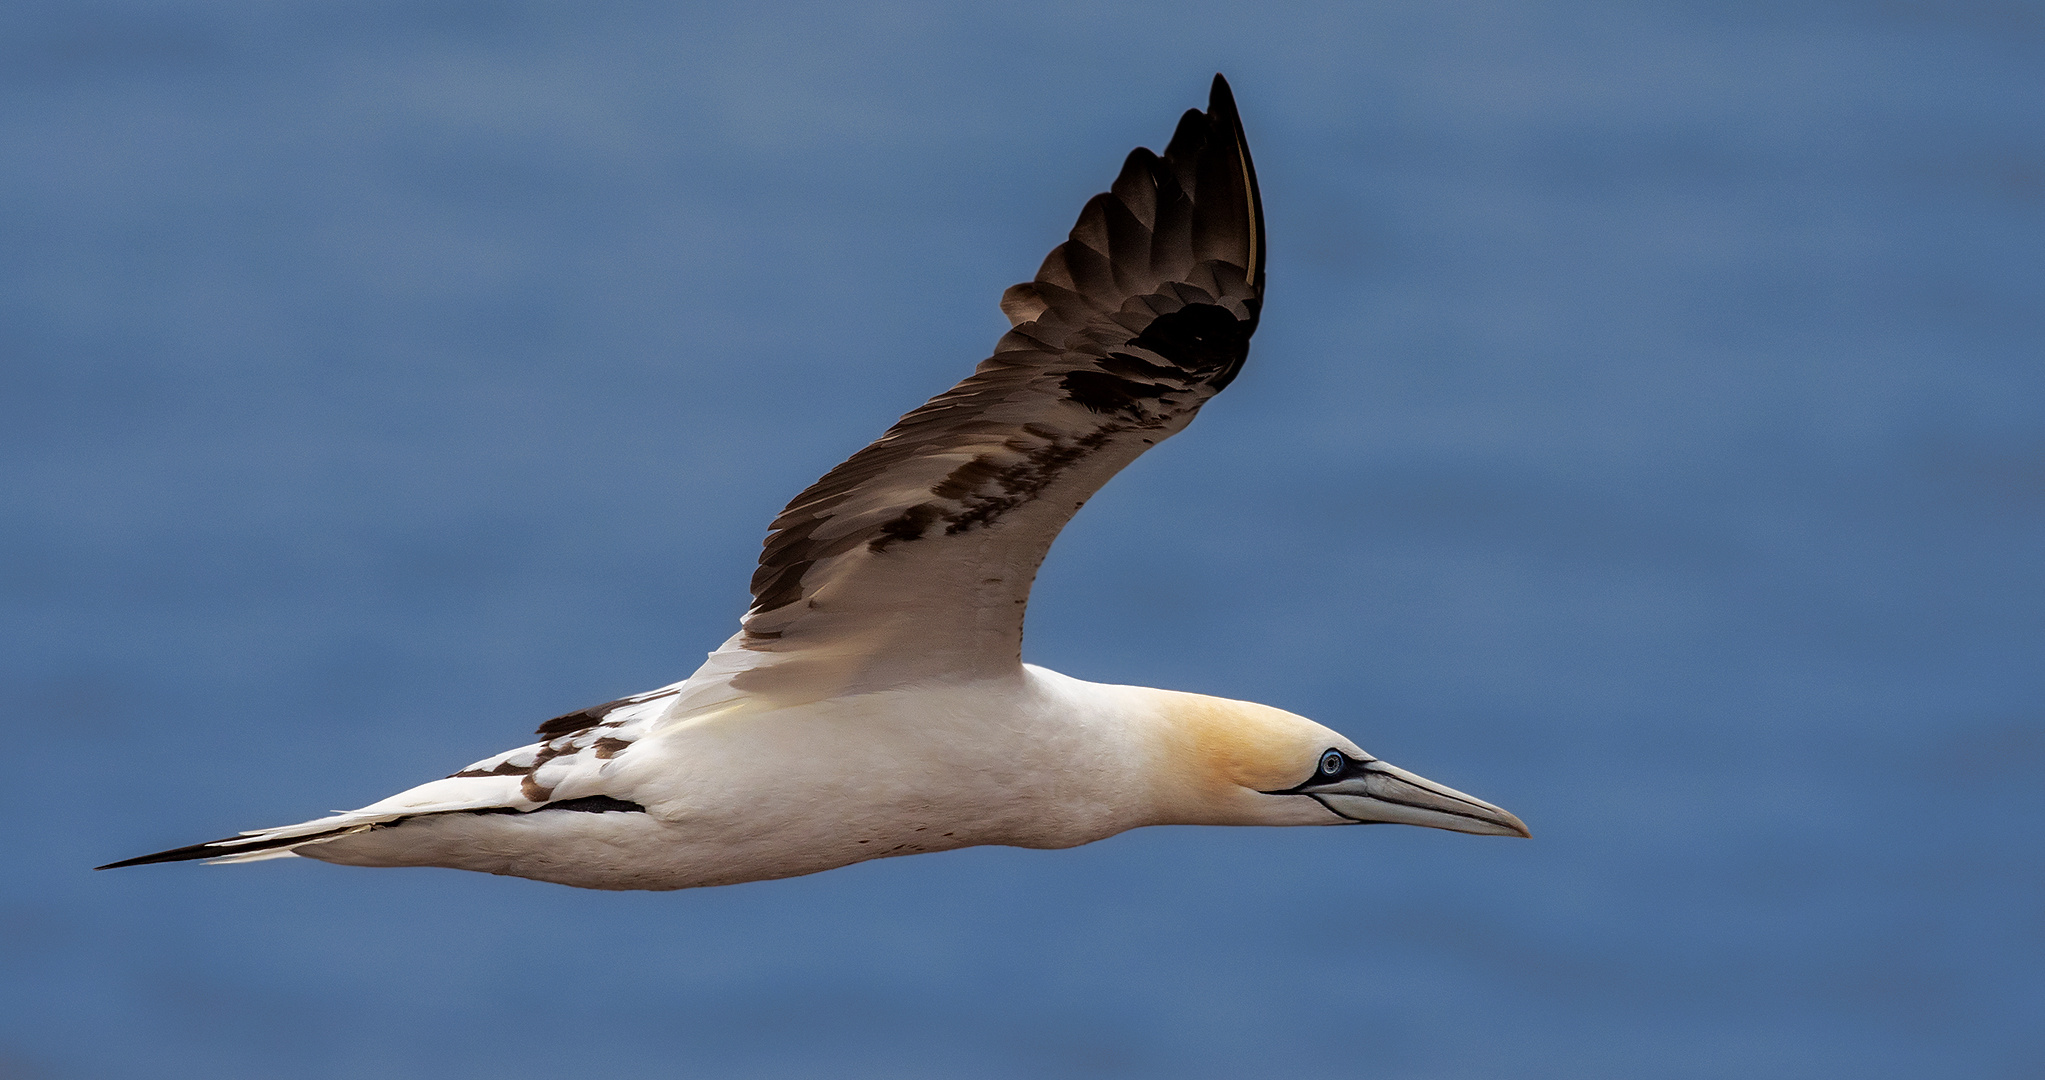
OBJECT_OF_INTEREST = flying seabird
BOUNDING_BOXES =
[102,76,1528,891]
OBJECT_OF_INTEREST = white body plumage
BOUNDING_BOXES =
[282,666,1346,891]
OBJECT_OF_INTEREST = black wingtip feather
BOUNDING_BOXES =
[1161,109,1210,182]
[1205,73,1263,298]
[1208,73,1238,117]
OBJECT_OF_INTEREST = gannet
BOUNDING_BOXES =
[102,76,1528,892]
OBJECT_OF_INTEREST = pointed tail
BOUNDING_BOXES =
[96,823,372,869]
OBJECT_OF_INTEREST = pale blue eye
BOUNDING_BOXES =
[1319,750,1344,776]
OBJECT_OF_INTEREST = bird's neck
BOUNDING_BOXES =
[1022,668,1329,828]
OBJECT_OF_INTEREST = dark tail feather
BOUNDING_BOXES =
[95,796,649,870]
[96,831,323,870]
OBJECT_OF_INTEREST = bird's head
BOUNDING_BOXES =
[1140,690,1530,837]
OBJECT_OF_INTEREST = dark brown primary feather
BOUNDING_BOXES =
[738,75,1265,696]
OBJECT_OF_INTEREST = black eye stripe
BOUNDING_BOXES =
[1259,749,1366,795]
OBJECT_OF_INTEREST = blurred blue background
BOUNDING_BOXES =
[5,2,2042,1077]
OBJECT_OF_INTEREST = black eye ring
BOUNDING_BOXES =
[1319,750,1345,776]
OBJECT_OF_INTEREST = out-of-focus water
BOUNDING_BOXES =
[4,3,2041,1077]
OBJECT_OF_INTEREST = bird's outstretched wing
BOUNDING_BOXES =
[733,75,1265,700]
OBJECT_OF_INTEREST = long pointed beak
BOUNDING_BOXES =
[1302,760,1531,837]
